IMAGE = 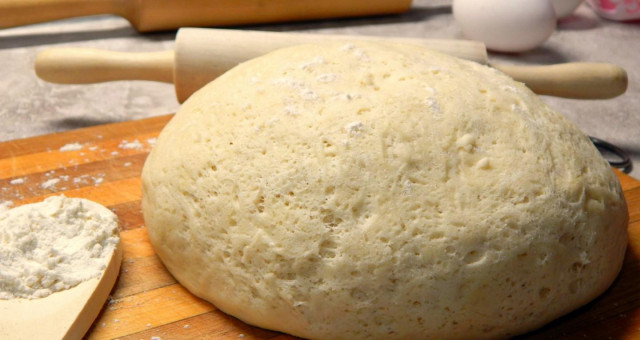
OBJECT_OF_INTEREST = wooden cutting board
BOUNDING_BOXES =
[1,114,639,340]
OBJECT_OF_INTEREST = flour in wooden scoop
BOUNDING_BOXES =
[0,195,119,299]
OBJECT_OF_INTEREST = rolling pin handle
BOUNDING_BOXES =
[35,48,175,85]
[492,62,628,99]
[33,30,629,101]
[0,0,125,29]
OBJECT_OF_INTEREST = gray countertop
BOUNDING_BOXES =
[1,0,638,178]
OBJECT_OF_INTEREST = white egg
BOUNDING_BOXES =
[453,0,557,53]
[551,0,586,18]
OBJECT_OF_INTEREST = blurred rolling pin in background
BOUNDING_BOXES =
[34,28,629,103]
[0,0,411,31]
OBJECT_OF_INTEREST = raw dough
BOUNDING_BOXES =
[141,42,628,339]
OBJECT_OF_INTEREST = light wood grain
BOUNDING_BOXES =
[0,114,638,340]
[34,28,627,102]
[0,0,120,29]
[35,49,175,85]
[86,284,215,339]
[493,62,628,100]
[0,239,122,340]
[173,28,487,102]
[0,0,411,31]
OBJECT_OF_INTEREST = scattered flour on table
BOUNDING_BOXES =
[118,139,143,150]
[59,142,84,152]
[93,176,105,185]
[35,173,106,191]
[73,175,90,184]
[40,178,60,190]
[0,195,119,299]
[9,178,25,185]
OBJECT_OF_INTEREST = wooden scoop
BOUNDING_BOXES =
[34,28,629,102]
[0,243,122,340]
[0,0,411,32]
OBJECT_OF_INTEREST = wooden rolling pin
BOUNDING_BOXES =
[35,28,628,102]
[0,0,411,31]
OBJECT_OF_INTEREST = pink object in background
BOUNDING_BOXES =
[587,0,640,20]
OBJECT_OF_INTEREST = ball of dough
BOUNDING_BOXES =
[141,42,628,339]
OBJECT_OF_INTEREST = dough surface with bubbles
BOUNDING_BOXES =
[141,41,628,339]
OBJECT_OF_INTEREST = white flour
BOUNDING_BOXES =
[9,178,25,185]
[0,195,119,299]
[118,139,143,150]
[40,178,60,190]
[59,142,84,152]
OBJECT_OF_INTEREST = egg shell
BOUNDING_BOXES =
[453,0,557,53]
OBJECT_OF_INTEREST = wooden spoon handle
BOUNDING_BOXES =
[0,0,122,28]
[492,63,628,99]
[35,48,174,84]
